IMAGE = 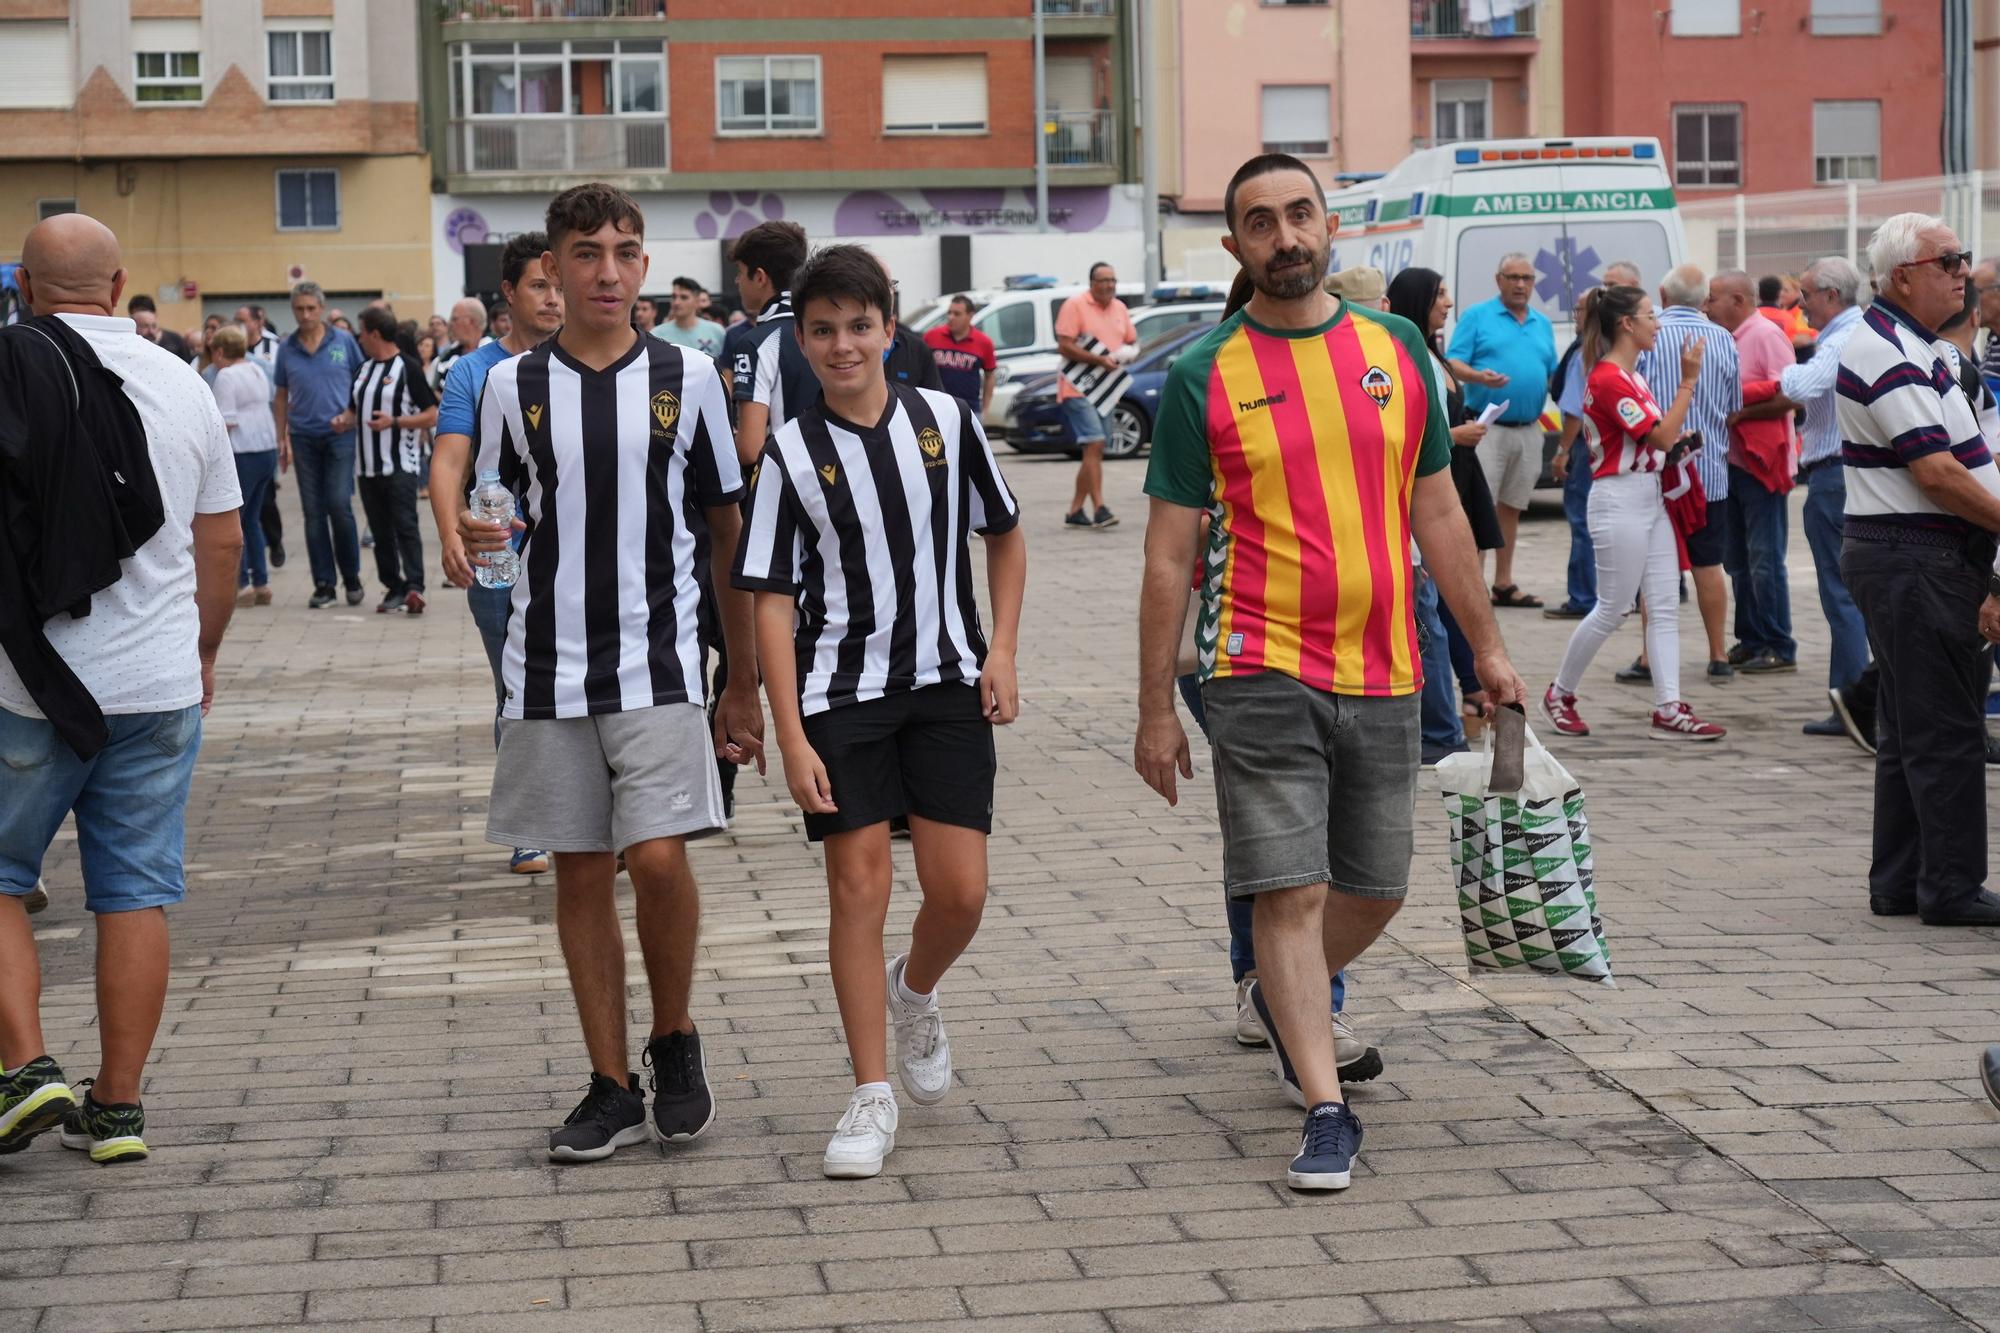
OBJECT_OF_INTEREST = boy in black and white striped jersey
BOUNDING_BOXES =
[351,307,436,614]
[733,244,1027,1180]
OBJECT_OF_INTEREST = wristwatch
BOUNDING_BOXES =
[1989,573,2000,600]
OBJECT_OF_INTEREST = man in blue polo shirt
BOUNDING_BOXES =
[1447,252,1558,609]
[274,281,364,609]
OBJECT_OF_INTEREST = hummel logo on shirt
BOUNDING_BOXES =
[1237,392,1287,413]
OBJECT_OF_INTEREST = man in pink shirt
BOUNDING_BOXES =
[1706,270,1797,672]
[1055,263,1138,529]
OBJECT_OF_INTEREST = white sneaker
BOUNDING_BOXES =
[1235,978,1268,1047]
[822,1086,898,1179]
[1332,1012,1384,1083]
[885,954,952,1105]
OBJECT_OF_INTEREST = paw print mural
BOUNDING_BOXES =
[694,191,786,240]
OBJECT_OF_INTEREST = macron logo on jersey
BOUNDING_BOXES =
[525,404,543,430]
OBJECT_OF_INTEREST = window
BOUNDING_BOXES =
[976,302,1036,353]
[716,55,820,135]
[1669,0,1739,35]
[882,55,987,134]
[1673,103,1741,187]
[0,21,73,109]
[1432,79,1490,145]
[37,199,76,220]
[276,169,339,231]
[267,26,333,102]
[1811,0,1881,34]
[1260,84,1330,156]
[1814,100,1879,183]
[133,19,201,103]
[455,39,664,117]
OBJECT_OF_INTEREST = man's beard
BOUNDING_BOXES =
[1252,244,1327,301]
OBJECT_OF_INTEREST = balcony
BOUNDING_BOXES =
[440,1,663,18]
[448,117,668,174]
[1411,1,1537,38]
[1046,110,1117,167]
[1036,0,1115,13]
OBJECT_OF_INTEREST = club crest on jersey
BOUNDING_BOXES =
[524,404,543,430]
[917,426,947,469]
[1360,366,1394,410]
[651,389,681,438]
[819,462,838,486]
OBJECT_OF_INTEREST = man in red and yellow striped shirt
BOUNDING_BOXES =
[1135,153,1527,1195]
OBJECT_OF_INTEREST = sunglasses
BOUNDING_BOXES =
[1898,251,1974,276]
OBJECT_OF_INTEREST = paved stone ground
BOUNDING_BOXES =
[5,455,2000,1333]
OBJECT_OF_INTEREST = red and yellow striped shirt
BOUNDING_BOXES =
[1145,304,1452,697]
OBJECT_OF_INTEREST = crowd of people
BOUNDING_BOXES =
[3,162,1999,1199]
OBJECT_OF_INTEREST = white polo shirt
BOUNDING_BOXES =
[0,314,241,718]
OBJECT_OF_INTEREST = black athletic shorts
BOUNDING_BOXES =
[1683,496,1729,568]
[799,683,996,842]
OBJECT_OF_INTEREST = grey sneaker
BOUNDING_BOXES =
[1234,977,1268,1047]
[1332,1012,1384,1084]
[885,955,951,1105]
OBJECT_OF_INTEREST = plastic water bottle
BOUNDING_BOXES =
[470,470,520,589]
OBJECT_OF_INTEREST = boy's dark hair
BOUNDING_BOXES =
[792,245,894,326]
[672,275,703,296]
[358,306,400,341]
[1758,274,1784,305]
[1223,152,1323,232]
[127,294,157,314]
[731,220,808,293]
[501,230,551,289]
[545,183,645,253]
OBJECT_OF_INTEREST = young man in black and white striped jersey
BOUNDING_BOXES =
[456,183,767,1164]
[734,245,1027,1179]
[351,307,437,614]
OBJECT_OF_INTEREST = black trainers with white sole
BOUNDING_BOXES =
[644,1029,714,1143]
[548,1072,648,1163]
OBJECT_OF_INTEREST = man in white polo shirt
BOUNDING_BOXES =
[1838,212,2000,928]
[0,213,244,1162]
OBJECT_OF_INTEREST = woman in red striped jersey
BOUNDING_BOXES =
[1542,284,1726,742]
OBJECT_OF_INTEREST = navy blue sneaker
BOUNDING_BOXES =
[1980,1045,1999,1114]
[1288,1100,1362,1192]
[1245,979,1305,1109]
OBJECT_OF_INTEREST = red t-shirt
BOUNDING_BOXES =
[1581,360,1663,478]
[923,325,997,406]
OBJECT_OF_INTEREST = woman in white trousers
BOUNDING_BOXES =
[1542,284,1726,742]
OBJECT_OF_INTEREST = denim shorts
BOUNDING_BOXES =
[1061,396,1107,444]
[1201,672,1419,900]
[0,704,203,913]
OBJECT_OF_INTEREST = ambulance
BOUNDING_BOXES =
[1324,136,1688,450]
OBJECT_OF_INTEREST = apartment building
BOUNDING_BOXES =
[1565,0,1955,196]
[420,0,1145,308]
[0,0,433,329]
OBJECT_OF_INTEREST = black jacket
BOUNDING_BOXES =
[0,315,166,759]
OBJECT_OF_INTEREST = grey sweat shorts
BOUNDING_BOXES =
[1201,671,1420,901]
[486,703,725,854]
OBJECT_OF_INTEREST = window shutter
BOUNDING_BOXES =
[0,22,73,108]
[1044,57,1093,114]
[1261,86,1330,150]
[1814,100,1878,156]
[132,18,201,52]
[883,55,986,132]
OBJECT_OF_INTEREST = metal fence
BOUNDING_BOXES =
[1046,110,1117,168]
[1679,173,1999,279]
[448,118,669,174]
[1411,0,1538,38]
[440,1,663,18]
[1036,0,1116,14]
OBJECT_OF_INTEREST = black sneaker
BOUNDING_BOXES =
[1980,1045,1999,1114]
[344,585,366,607]
[267,541,286,569]
[1288,1100,1362,1192]
[375,591,407,614]
[547,1072,648,1163]
[1726,642,1754,666]
[1541,602,1591,620]
[1063,509,1093,530]
[0,1056,75,1154]
[1739,650,1796,675]
[1245,979,1305,1109]
[1092,506,1119,529]
[1829,684,1876,755]
[1614,659,1651,685]
[644,1029,715,1143]
[58,1084,147,1165]
[308,585,337,610]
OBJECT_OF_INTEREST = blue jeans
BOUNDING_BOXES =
[1176,673,1346,1011]
[232,450,278,589]
[0,705,202,913]
[1725,465,1796,661]
[467,582,512,749]
[1415,574,1464,751]
[1562,442,1597,611]
[1801,464,1869,690]
[292,430,361,591]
